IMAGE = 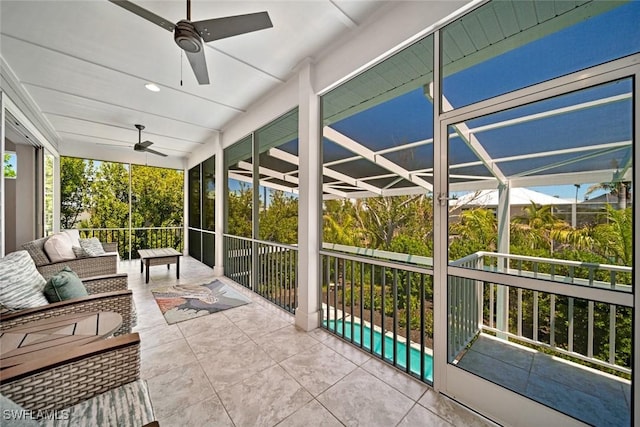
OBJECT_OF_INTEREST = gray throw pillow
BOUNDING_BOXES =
[79,237,106,256]
[72,245,90,258]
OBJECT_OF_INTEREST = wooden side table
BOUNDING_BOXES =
[138,248,183,284]
[0,311,122,369]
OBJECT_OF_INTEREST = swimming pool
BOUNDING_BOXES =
[324,319,433,382]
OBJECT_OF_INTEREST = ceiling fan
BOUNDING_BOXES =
[134,124,167,157]
[109,0,273,85]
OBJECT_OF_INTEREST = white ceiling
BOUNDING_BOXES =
[1,0,388,160]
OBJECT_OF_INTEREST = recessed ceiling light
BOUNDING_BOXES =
[145,83,160,92]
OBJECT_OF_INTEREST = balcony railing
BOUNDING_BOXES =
[320,248,434,383]
[77,227,184,260]
[218,238,632,382]
[451,251,632,291]
[223,234,298,313]
[449,251,632,375]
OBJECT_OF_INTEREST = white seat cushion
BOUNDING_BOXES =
[62,229,81,247]
[44,233,75,263]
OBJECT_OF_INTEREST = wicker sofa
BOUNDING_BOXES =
[21,234,119,280]
[0,333,158,426]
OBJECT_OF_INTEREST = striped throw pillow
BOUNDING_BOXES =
[72,246,90,258]
[0,250,48,312]
[79,238,106,256]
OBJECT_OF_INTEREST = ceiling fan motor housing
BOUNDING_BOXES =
[174,20,202,53]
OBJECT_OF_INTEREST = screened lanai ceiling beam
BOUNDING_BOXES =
[235,159,348,198]
[229,171,300,195]
[442,95,507,184]
[471,93,632,135]
[269,148,372,197]
[323,126,433,191]
[447,140,631,174]
[509,169,631,190]
[238,160,299,186]
[324,137,435,169]
[513,146,629,179]
[269,147,384,196]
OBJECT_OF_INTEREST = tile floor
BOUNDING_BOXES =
[124,256,496,427]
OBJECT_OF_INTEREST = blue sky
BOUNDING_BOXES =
[329,1,638,202]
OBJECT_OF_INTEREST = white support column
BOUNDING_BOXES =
[431,30,448,392]
[496,182,510,339]
[295,59,321,331]
[214,137,225,276]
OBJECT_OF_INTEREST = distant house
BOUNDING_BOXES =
[450,188,572,209]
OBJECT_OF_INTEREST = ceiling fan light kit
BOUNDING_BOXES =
[109,0,273,85]
[175,20,203,53]
[144,82,160,92]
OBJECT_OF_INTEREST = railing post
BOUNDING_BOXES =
[496,183,510,339]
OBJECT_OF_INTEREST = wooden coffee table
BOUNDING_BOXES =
[0,311,122,369]
[138,248,183,284]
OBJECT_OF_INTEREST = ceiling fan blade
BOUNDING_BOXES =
[144,147,168,157]
[193,12,273,43]
[108,0,175,32]
[138,140,153,148]
[185,49,210,85]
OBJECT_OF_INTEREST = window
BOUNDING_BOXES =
[43,152,54,236]
[3,151,17,179]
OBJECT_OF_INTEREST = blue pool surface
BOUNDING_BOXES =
[324,319,433,382]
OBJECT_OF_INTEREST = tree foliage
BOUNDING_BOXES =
[131,165,184,228]
[227,181,252,238]
[60,158,184,231]
[259,190,298,244]
[3,153,16,178]
[60,157,94,229]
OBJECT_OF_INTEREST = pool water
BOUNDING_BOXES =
[324,319,433,382]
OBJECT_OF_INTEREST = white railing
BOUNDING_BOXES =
[451,251,632,292]
[450,251,632,374]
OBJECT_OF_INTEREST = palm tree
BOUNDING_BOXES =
[592,205,632,266]
[511,202,569,253]
[449,208,497,259]
[323,199,360,246]
[552,204,632,266]
[584,181,631,210]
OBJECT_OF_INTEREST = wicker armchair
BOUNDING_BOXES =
[0,273,134,337]
[0,333,158,426]
[22,237,119,280]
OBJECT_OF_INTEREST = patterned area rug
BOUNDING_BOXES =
[151,279,251,324]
